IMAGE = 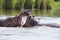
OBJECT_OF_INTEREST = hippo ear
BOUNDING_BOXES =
[33,16,35,18]
[17,15,20,19]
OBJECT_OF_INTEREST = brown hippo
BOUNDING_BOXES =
[0,10,31,27]
[23,16,42,27]
[23,15,60,28]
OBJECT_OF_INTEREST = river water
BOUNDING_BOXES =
[0,16,60,40]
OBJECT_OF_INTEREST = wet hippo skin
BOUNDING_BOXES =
[0,10,31,27]
[23,16,42,27]
[23,16,60,28]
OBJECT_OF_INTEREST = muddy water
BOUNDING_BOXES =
[0,9,60,40]
[0,16,60,40]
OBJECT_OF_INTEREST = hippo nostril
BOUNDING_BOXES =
[21,10,32,16]
[26,10,29,12]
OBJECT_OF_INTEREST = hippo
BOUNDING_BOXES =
[0,10,31,27]
[23,16,42,27]
[23,15,60,28]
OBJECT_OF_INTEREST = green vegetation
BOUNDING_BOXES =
[0,0,60,17]
[0,0,60,10]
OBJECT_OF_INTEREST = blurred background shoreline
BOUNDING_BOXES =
[0,0,60,17]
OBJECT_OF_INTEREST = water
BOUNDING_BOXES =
[0,16,60,40]
[0,9,60,40]
[0,9,60,17]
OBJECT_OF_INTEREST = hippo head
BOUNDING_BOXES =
[21,10,31,16]
[17,10,32,26]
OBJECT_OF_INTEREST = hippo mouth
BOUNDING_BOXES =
[21,16,27,26]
